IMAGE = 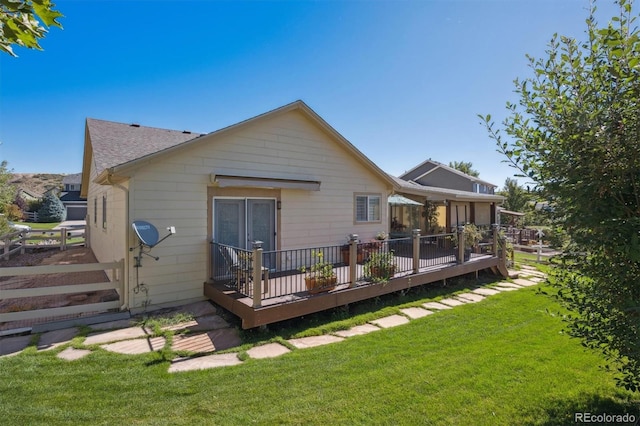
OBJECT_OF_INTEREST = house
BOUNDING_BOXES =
[60,173,87,220]
[81,101,399,313]
[391,160,504,237]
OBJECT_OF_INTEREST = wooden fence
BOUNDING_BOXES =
[1,227,86,260]
[0,259,124,323]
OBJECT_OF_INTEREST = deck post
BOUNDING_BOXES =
[457,225,465,264]
[412,229,420,274]
[492,223,499,257]
[348,234,358,287]
[252,241,263,308]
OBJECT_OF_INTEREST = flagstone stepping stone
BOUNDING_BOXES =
[169,353,242,373]
[334,324,380,337]
[472,288,501,296]
[37,327,79,351]
[439,298,466,307]
[493,286,519,292]
[507,270,520,278]
[84,326,148,345]
[0,334,31,357]
[101,336,166,355]
[513,278,538,287]
[400,307,434,319]
[456,293,485,303]
[526,276,545,283]
[57,347,92,361]
[370,314,410,328]
[205,328,242,351]
[246,343,291,359]
[422,302,452,310]
[288,335,344,349]
[90,319,135,331]
[495,282,523,288]
[172,332,216,353]
[164,315,230,333]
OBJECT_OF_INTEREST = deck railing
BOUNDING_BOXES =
[211,226,502,307]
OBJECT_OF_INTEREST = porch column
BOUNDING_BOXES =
[412,229,420,274]
[492,223,499,257]
[252,241,263,308]
[348,234,358,288]
[457,225,465,264]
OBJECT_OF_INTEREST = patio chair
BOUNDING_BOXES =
[219,245,269,292]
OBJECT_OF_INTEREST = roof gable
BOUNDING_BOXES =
[86,100,396,189]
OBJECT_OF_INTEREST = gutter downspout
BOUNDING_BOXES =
[105,171,130,311]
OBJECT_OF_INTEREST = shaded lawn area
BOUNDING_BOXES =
[0,286,638,425]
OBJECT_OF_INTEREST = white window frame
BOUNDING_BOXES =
[355,194,382,223]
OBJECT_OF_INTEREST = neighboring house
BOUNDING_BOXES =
[400,160,497,194]
[394,160,504,234]
[81,101,398,312]
[16,188,42,203]
[61,173,87,220]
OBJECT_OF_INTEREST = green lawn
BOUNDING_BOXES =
[0,285,637,425]
[15,221,59,230]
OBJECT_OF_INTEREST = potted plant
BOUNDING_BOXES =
[301,250,337,293]
[451,223,483,261]
[363,250,396,282]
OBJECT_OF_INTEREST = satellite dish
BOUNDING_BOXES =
[132,220,160,247]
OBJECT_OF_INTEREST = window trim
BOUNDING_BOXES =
[354,193,382,224]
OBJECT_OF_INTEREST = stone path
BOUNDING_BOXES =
[0,269,545,373]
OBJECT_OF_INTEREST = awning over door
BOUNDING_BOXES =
[211,174,321,191]
[388,194,423,206]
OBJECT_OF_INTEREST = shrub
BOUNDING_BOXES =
[37,193,66,223]
[0,215,9,235]
[5,203,24,221]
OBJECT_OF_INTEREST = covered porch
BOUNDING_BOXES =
[204,228,509,328]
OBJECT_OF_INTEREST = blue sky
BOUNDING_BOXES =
[0,0,620,189]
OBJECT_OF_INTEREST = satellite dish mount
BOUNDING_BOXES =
[130,220,176,267]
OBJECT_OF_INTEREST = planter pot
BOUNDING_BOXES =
[455,248,472,262]
[305,276,337,294]
[341,248,364,266]
[369,265,396,280]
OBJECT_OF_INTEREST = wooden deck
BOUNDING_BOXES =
[204,254,505,329]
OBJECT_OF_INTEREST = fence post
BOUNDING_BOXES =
[114,258,125,308]
[61,227,67,251]
[348,234,358,287]
[3,236,8,260]
[85,215,91,248]
[252,241,263,308]
[457,225,465,264]
[492,223,499,257]
[412,229,420,274]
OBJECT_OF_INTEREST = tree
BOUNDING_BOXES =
[1,0,63,57]
[0,160,15,214]
[37,191,65,222]
[448,161,479,177]
[482,0,640,391]
[498,178,529,213]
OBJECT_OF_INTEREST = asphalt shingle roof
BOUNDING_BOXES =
[86,118,204,173]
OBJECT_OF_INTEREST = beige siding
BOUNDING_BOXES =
[123,110,390,308]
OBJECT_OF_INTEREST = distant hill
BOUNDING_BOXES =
[10,173,66,198]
